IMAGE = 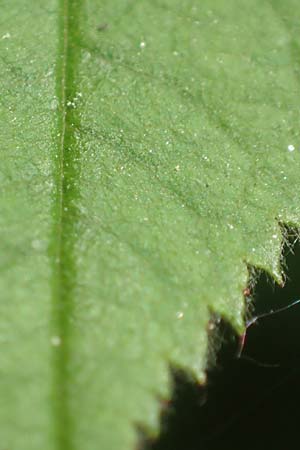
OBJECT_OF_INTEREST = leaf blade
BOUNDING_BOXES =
[1,1,300,449]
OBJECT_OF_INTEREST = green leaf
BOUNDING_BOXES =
[1,0,300,449]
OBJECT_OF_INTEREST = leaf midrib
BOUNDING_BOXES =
[52,1,82,448]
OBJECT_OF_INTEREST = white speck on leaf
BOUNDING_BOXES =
[50,98,59,110]
[288,144,295,152]
[51,336,61,347]
[31,239,43,250]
